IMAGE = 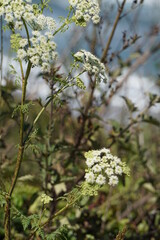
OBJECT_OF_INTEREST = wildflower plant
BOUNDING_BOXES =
[0,0,135,239]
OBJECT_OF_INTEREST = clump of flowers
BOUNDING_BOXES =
[41,193,53,205]
[17,31,57,72]
[0,0,57,72]
[69,0,100,25]
[74,50,108,83]
[84,148,130,187]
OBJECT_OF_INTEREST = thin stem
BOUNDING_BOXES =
[0,16,3,99]
[22,18,31,47]
[101,0,126,62]
[70,2,127,159]
[28,194,81,240]
[4,24,32,239]
[53,22,67,37]
[23,83,74,145]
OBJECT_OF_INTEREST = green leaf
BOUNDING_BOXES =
[0,192,6,207]
[142,115,160,127]
[21,217,31,231]
[143,182,156,193]
[149,93,160,105]
[122,96,138,112]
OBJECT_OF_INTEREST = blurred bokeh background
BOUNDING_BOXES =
[0,0,160,239]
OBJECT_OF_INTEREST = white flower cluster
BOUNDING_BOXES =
[74,50,108,83]
[84,148,129,187]
[41,193,53,205]
[69,0,100,25]
[17,31,57,72]
[0,0,57,72]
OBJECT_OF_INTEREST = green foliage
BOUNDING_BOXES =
[0,0,160,239]
[46,225,76,240]
[76,78,86,90]
[122,96,138,112]
[10,33,21,52]
[0,191,6,207]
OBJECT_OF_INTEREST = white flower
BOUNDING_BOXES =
[14,11,22,19]
[49,41,57,50]
[69,0,100,25]
[110,161,117,168]
[75,10,83,19]
[23,12,35,22]
[39,35,47,44]
[17,49,27,60]
[32,31,41,37]
[92,164,102,173]
[108,176,118,186]
[100,162,109,169]
[41,62,51,72]
[84,14,90,22]
[5,13,14,22]
[113,156,121,164]
[51,52,58,60]
[5,6,12,13]
[0,6,5,16]
[30,37,38,46]
[19,38,28,48]
[115,166,123,175]
[68,0,78,7]
[30,55,40,65]
[27,47,37,57]
[74,50,108,83]
[94,156,101,163]
[86,158,95,168]
[92,15,100,24]
[105,168,114,176]
[85,171,95,184]
[37,14,46,29]
[15,21,23,30]
[41,52,51,62]
[84,63,92,72]
[25,4,33,12]
[100,148,110,155]
[45,31,53,39]
[106,153,113,160]
[46,17,56,31]
[96,174,106,185]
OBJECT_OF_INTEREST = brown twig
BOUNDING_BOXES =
[105,42,160,106]
[101,0,127,62]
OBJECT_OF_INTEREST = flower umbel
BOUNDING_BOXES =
[69,0,100,25]
[74,50,108,83]
[84,148,130,187]
[1,0,57,73]
[41,193,53,205]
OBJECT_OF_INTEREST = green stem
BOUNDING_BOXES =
[53,22,67,37]
[22,18,31,47]
[0,16,3,99]
[23,83,74,145]
[29,194,81,240]
[4,27,32,240]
